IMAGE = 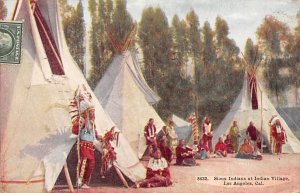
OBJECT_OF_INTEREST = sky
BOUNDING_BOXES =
[3,0,300,51]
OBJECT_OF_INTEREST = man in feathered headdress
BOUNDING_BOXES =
[270,117,287,154]
[69,85,102,188]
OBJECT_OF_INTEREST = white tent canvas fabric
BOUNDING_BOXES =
[0,1,145,193]
[94,51,165,158]
[214,75,300,153]
[172,114,192,143]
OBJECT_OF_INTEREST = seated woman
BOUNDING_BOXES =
[195,139,210,160]
[176,139,196,166]
[235,138,254,159]
[224,134,235,154]
[214,137,227,157]
[134,149,172,188]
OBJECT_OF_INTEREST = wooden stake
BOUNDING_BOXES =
[64,164,74,193]
[260,85,263,153]
[113,164,129,188]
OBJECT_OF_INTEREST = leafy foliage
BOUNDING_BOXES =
[191,17,243,125]
[138,11,243,123]
[88,0,133,88]
[256,15,296,104]
[110,0,134,45]
[60,0,85,73]
[60,2,299,125]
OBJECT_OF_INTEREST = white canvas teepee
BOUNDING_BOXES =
[94,50,165,159]
[214,74,300,153]
[172,114,192,143]
[0,1,145,193]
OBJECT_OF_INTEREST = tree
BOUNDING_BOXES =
[257,16,292,104]
[138,7,172,89]
[202,21,216,67]
[215,16,229,47]
[59,0,73,18]
[138,7,178,118]
[110,0,134,46]
[88,0,97,17]
[257,15,290,57]
[244,38,255,64]
[215,16,239,61]
[185,10,202,122]
[186,10,202,58]
[200,21,216,109]
[72,1,85,72]
[171,14,188,75]
[169,15,195,119]
[60,0,85,73]
[264,57,289,104]
[88,0,134,88]
[88,0,101,88]
[288,11,300,105]
[98,0,114,59]
[104,0,113,25]
[195,18,242,124]
[0,0,7,20]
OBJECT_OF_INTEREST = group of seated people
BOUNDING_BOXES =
[202,120,263,160]
[137,116,286,188]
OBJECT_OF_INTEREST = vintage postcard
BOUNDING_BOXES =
[0,0,299,193]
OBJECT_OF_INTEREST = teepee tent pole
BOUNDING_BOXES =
[260,85,263,153]
[76,88,81,192]
[114,165,129,188]
[64,164,74,193]
[195,95,199,142]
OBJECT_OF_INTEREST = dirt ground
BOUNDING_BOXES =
[53,154,300,193]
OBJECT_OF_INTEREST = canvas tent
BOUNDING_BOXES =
[277,107,300,140]
[94,45,165,158]
[172,114,192,143]
[0,0,145,193]
[213,72,300,153]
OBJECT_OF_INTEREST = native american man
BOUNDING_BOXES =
[246,121,259,146]
[175,139,196,166]
[269,117,287,154]
[202,117,213,153]
[69,86,102,188]
[144,118,157,153]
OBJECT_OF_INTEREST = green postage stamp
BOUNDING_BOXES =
[0,21,23,64]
